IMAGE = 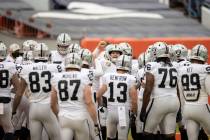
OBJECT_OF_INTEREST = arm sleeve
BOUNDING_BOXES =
[94,59,104,77]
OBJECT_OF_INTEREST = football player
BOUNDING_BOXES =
[97,55,137,140]
[5,43,23,64]
[135,52,146,140]
[50,33,71,64]
[96,44,123,140]
[78,48,103,140]
[22,40,37,64]
[51,53,99,140]
[178,44,210,140]
[0,41,19,140]
[171,44,190,140]
[11,40,37,140]
[12,43,62,140]
[140,42,180,140]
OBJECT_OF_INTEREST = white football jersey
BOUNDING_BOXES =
[0,61,17,97]
[172,60,191,68]
[178,63,210,104]
[81,68,94,83]
[5,55,23,64]
[19,62,63,103]
[101,72,136,111]
[97,57,116,74]
[131,62,139,77]
[145,62,178,98]
[50,50,66,64]
[136,67,145,99]
[92,59,103,93]
[51,71,92,118]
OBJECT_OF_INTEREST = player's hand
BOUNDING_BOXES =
[140,109,146,122]
[97,41,108,50]
[94,124,100,136]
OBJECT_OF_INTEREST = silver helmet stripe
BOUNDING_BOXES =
[196,45,201,56]
[40,43,43,57]
[122,55,125,67]
[81,49,85,58]
[63,34,66,43]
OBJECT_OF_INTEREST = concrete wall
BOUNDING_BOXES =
[202,6,210,30]
[159,0,169,7]
[20,0,51,11]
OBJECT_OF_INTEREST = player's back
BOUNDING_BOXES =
[102,72,136,110]
[0,61,16,97]
[19,62,62,103]
[146,62,178,98]
[52,71,92,118]
[178,63,210,104]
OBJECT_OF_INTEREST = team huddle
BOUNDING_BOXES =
[0,32,210,140]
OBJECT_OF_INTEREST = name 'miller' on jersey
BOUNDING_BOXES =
[178,63,210,104]
[51,71,92,119]
[101,72,136,111]
[0,61,17,97]
[19,62,63,104]
[145,62,178,98]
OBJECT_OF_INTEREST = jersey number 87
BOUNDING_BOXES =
[58,80,81,101]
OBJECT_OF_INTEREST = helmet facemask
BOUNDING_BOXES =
[57,45,69,55]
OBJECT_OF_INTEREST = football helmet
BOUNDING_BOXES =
[190,44,208,62]
[171,44,188,61]
[22,40,37,52]
[9,43,23,58]
[78,48,93,66]
[116,54,132,71]
[33,43,50,61]
[118,42,132,56]
[0,41,7,60]
[153,41,169,58]
[57,33,71,55]
[65,53,82,69]
[105,44,123,63]
[9,43,20,52]
[22,40,37,61]
[145,45,154,62]
[69,43,80,53]
[138,53,146,68]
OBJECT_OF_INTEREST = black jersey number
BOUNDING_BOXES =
[58,80,81,101]
[158,68,177,88]
[181,74,201,91]
[29,71,51,93]
[181,74,201,101]
[108,82,127,103]
[0,70,9,88]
